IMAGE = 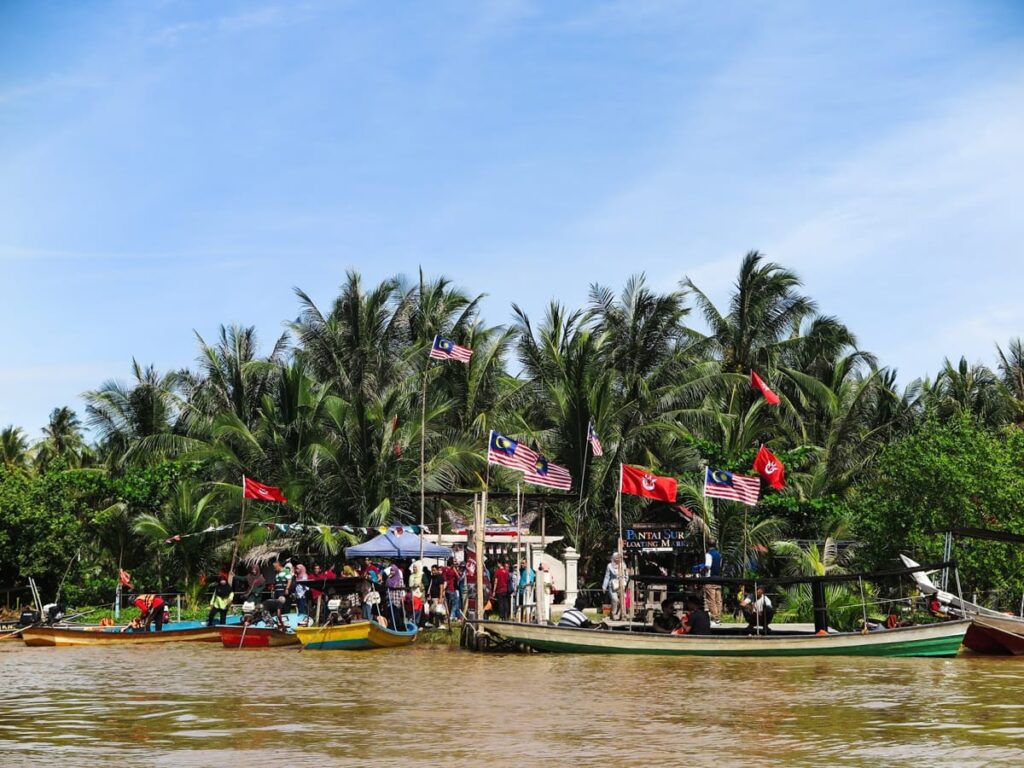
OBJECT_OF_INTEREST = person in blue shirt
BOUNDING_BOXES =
[699,541,723,625]
[517,559,535,621]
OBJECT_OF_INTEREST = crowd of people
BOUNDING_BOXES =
[124,542,774,636]
[190,553,560,632]
[600,542,777,635]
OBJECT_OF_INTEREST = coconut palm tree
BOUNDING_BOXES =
[1,425,31,472]
[180,324,288,434]
[34,406,88,471]
[134,481,223,603]
[997,338,1024,425]
[683,251,817,375]
[84,360,181,468]
[923,357,1011,428]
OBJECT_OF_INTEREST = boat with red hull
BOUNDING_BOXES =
[218,625,300,648]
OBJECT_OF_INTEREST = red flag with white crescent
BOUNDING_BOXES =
[620,464,677,502]
[243,477,288,502]
[753,444,786,490]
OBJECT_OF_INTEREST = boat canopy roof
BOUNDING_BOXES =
[942,527,1024,545]
[631,559,956,588]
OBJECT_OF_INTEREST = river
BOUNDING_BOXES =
[2,642,1023,767]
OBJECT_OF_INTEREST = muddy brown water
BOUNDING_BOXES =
[1,642,1023,767]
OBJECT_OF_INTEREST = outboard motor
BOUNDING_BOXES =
[241,600,257,625]
[17,609,40,627]
[326,597,343,624]
[41,603,65,625]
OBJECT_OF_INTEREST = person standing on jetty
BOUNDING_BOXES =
[602,552,629,621]
[699,541,723,626]
[493,559,512,620]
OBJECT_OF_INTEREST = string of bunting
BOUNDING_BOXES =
[164,522,430,544]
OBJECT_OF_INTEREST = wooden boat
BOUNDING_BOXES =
[22,624,227,647]
[218,625,300,648]
[479,618,970,657]
[964,617,1024,656]
[901,555,1024,655]
[295,620,417,650]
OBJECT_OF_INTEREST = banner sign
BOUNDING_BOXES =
[623,523,689,551]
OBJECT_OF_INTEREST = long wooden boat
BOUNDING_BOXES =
[218,625,300,648]
[479,619,969,657]
[295,620,417,650]
[22,624,228,647]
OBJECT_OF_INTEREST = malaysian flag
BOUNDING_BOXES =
[587,420,604,456]
[429,335,473,362]
[703,467,761,507]
[523,454,572,490]
[487,430,538,472]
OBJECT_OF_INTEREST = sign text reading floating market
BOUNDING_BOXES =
[623,523,688,551]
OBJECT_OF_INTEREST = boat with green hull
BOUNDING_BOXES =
[479,618,969,657]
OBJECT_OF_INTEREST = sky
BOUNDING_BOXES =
[2,0,1023,437]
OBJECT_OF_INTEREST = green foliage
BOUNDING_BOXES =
[4,260,1024,603]
[853,414,1024,608]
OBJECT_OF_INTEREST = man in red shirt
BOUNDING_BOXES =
[442,559,461,621]
[493,559,511,620]
[134,592,166,632]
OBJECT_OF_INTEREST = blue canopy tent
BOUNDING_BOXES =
[344,526,453,559]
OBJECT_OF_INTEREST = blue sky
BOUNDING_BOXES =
[2,0,1023,437]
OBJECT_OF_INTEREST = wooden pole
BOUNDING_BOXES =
[476,482,486,621]
[516,482,522,620]
[617,463,625,623]
[230,476,247,578]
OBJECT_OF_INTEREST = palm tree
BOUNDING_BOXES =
[34,406,88,471]
[923,357,1010,428]
[181,324,288,434]
[1,425,31,472]
[134,481,223,604]
[84,360,181,468]
[997,338,1024,424]
[684,251,817,375]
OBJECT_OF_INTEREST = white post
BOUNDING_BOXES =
[114,582,121,621]
[176,593,181,623]
[563,547,580,608]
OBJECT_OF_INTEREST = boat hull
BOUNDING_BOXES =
[965,617,1024,655]
[479,620,969,658]
[22,625,226,647]
[218,626,300,648]
[296,620,417,650]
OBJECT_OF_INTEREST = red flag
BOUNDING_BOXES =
[243,477,288,502]
[620,464,677,502]
[750,370,780,405]
[753,445,785,490]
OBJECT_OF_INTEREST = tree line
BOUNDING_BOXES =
[3,253,1024,609]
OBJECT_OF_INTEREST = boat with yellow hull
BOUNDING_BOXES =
[22,624,227,647]
[295,620,417,650]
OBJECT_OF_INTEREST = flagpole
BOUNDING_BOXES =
[576,422,590,547]
[230,474,247,578]
[419,357,431,563]
[516,481,522,619]
[478,450,489,622]
[617,463,625,623]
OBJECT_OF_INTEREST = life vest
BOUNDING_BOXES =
[136,594,164,611]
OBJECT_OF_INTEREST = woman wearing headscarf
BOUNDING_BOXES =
[602,552,629,621]
[292,562,309,617]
